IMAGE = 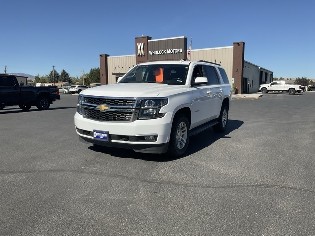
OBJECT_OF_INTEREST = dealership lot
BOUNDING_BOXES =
[1,93,315,235]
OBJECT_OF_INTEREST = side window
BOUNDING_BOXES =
[204,65,220,85]
[218,68,230,84]
[0,76,15,87]
[191,65,204,84]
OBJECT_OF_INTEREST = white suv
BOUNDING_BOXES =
[69,85,88,94]
[74,60,232,157]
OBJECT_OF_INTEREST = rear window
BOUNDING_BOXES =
[0,76,16,87]
[218,68,230,84]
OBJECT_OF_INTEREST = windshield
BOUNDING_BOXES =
[119,64,189,85]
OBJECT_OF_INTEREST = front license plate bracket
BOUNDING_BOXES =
[93,130,109,142]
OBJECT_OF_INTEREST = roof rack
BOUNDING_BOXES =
[197,60,221,66]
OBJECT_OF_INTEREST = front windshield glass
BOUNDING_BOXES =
[119,64,189,85]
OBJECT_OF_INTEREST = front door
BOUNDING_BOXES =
[0,76,19,106]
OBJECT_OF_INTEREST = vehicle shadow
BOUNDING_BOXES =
[263,92,303,95]
[0,106,76,114]
[89,119,244,162]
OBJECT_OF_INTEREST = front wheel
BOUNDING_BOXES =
[167,116,190,157]
[36,97,50,110]
[213,106,229,132]
[19,104,31,111]
[288,88,296,95]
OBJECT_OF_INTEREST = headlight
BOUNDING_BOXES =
[140,98,168,108]
[77,95,84,115]
[78,94,83,105]
[138,98,168,120]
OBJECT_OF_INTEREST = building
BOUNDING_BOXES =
[100,36,273,94]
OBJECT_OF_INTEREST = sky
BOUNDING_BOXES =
[0,0,314,79]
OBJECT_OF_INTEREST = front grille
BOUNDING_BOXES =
[83,108,133,121]
[84,97,136,107]
[81,96,138,122]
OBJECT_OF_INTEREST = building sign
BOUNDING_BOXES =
[135,36,187,64]
[137,43,145,56]
[148,37,187,62]
[149,48,183,55]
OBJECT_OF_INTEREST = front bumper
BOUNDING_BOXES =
[74,112,173,154]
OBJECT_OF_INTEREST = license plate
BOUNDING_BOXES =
[93,130,109,142]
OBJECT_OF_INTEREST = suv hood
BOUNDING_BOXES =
[81,83,189,98]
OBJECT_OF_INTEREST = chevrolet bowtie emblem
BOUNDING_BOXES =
[96,104,109,112]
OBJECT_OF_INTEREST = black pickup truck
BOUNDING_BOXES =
[0,74,60,111]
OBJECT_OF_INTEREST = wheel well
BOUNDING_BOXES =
[222,98,229,110]
[173,107,191,127]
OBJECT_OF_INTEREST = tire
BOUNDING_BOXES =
[19,104,31,111]
[261,87,268,94]
[168,116,190,157]
[288,88,296,95]
[213,105,229,133]
[36,97,50,110]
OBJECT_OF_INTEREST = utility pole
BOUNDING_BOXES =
[52,65,55,85]
[82,70,85,85]
[4,66,7,74]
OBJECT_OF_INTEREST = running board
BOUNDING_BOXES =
[189,120,219,137]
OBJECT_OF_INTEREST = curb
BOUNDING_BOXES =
[232,94,263,100]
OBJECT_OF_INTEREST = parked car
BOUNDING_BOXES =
[69,85,88,94]
[74,60,232,157]
[308,85,315,91]
[90,83,101,88]
[259,81,303,95]
[59,86,71,94]
[0,74,60,111]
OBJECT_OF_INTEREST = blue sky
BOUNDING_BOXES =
[0,0,314,78]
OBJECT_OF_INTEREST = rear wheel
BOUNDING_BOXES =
[168,116,190,157]
[289,88,296,95]
[261,87,268,94]
[19,104,31,111]
[36,97,50,110]
[213,105,229,132]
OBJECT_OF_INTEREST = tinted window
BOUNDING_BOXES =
[120,64,189,85]
[218,68,230,84]
[0,76,16,87]
[191,65,204,84]
[204,66,220,85]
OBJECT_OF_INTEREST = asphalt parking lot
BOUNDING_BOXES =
[1,92,315,235]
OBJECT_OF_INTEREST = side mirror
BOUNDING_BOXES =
[194,77,208,85]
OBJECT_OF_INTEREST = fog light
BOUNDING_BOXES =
[144,135,157,142]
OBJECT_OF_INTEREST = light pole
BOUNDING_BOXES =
[52,65,55,85]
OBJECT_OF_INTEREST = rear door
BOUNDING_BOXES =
[0,76,20,106]
[203,65,223,118]
[190,64,220,128]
